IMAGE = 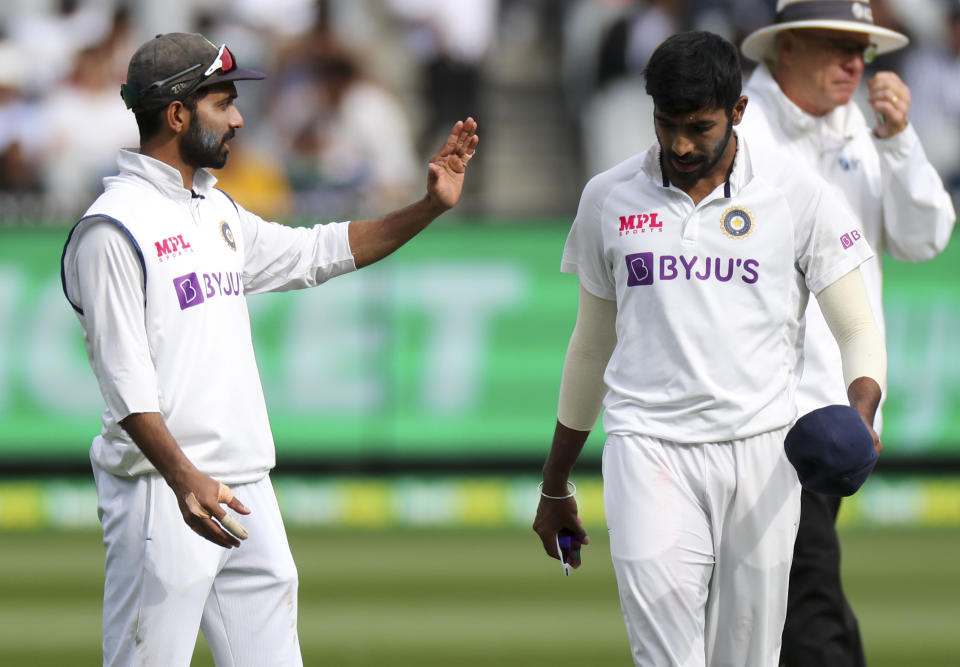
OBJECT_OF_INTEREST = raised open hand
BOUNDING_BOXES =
[426,117,479,211]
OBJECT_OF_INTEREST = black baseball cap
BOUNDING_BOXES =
[784,405,878,497]
[121,32,266,113]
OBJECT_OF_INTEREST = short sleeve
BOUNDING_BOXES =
[561,176,616,300]
[794,178,874,295]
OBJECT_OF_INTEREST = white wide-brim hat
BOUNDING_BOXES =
[741,0,909,62]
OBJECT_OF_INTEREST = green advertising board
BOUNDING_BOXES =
[878,243,960,450]
[0,224,957,464]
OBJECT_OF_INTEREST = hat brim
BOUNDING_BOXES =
[197,66,267,89]
[741,20,909,62]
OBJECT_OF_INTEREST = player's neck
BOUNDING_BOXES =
[675,133,738,206]
[140,140,200,191]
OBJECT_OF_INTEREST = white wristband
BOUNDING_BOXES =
[538,481,576,500]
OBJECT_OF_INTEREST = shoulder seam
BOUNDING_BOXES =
[61,214,148,315]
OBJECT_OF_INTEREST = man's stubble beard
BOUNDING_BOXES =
[180,118,233,170]
[661,118,734,186]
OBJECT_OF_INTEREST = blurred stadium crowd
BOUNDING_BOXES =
[1,0,959,224]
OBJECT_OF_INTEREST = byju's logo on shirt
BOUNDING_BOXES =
[155,235,193,263]
[840,229,863,249]
[173,270,244,310]
[626,252,655,286]
[619,213,663,236]
[625,252,760,286]
[173,273,205,309]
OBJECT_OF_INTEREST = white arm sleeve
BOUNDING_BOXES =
[556,284,617,431]
[815,268,887,392]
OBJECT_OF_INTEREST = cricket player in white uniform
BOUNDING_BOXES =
[532,31,886,667]
[60,33,478,666]
[739,2,956,664]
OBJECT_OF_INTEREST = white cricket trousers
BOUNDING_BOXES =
[602,429,801,667]
[93,462,302,667]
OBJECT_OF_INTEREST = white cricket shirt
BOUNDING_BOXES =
[562,133,873,443]
[740,64,956,425]
[62,150,356,483]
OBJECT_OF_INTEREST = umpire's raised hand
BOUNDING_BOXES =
[868,71,910,139]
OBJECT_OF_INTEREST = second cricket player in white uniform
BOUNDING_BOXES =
[60,33,478,666]
[532,31,886,667]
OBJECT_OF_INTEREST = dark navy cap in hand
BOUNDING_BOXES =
[785,405,878,497]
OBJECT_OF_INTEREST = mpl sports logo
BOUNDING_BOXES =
[173,270,244,310]
[626,252,759,286]
[155,234,193,263]
[618,212,663,236]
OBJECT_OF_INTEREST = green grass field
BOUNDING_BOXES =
[1,526,958,666]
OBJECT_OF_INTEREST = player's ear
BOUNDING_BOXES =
[165,101,189,134]
[731,95,748,125]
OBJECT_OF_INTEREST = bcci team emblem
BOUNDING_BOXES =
[721,207,753,239]
[220,221,237,251]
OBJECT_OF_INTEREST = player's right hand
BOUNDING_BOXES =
[426,117,479,210]
[174,471,251,548]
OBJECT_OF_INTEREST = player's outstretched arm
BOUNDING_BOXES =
[348,118,478,269]
[119,412,251,547]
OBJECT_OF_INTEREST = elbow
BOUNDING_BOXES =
[885,210,956,262]
[887,237,950,263]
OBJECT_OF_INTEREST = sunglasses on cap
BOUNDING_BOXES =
[121,44,237,110]
[793,31,878,64]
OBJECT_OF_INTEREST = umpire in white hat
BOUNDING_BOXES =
[738,2,956,666]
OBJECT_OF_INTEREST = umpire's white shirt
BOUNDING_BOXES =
[562,133,873,444]
[62,149,356,483]
[740,64,955,424]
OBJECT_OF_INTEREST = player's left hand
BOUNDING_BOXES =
[867,72,910,139]
[425,117,479,211]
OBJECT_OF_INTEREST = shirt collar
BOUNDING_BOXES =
[115,149,219,201]
[641,130,753,199]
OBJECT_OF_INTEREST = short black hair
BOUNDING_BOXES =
[644,31,742,115]
[133,89,204,143]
